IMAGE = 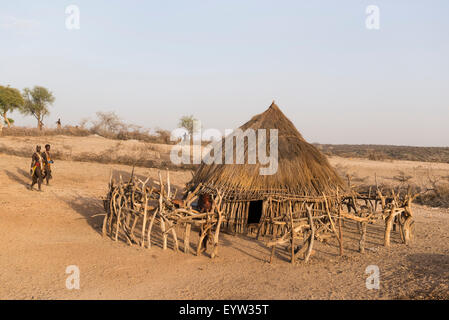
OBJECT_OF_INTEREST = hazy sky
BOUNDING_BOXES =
[1,0,448,146]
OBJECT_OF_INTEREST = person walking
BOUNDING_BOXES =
[30,145,44,191]
[42,144,54,185]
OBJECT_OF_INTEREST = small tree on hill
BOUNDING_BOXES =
[21,86,55,130]
[178,115,197,135]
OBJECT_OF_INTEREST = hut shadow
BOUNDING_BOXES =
[57,193,105,236]
[245,218,405,263]
[219,232,278,262]
[391,253,449,299]
[405,253,449,278]
[17,168,32,180]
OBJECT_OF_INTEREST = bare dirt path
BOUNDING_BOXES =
[0,153,448,299]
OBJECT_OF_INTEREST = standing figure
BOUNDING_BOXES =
[42,144,54,185]
[30,145,43,191]
[56,118,62,129]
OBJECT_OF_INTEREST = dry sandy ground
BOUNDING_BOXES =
[329,156,449,188]
[0,152,448,300]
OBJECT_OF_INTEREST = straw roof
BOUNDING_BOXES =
[188,102,345,199]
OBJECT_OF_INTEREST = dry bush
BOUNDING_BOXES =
[415,173,449,208]
[367,151,390,161]
[334,164,368,185]
[415,185,449,208]
[155,129,172,144]
[393,171,413,184]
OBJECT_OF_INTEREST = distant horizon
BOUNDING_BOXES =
[5,123,448,149]
[1,1,448,147]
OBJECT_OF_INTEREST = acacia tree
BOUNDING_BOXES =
[0,85,24,128]
[178,115,196,135]
[21,86,55,130]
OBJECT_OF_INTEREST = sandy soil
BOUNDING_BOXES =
[0,151,448,300]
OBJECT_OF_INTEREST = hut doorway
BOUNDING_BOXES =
[247,200,263,224]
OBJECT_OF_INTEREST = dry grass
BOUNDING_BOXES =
[1,126,175,145]
[2,126,90,137]
[317,144,449,163]
[0,137,196,172]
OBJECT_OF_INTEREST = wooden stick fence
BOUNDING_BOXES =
[102,169,225,258]
[102,170,417,264]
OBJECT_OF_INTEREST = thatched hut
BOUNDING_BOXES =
[187,102,346,236]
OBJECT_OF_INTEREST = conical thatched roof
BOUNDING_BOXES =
[188,102,345,199]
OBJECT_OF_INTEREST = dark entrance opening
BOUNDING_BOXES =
[247,200,263,224]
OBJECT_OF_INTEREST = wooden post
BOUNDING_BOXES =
[337,188,344,256]
[323,193,342,254]
[289,203,295,264]
[384,208,397,247]
[359,209,367,253]
[147,209,158,249]
[160,217,167,250]
[184,223,191,254]
[211,210,224,259]
[166,169,171,199]
[304,204,315,263]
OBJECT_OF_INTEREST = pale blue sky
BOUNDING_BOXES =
[1,0,448,146]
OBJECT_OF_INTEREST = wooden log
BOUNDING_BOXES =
[165,217,178,252]
[196,224,212,256]
[141,192,148,247]
[129,215,139,244]
[114,195,124,242]
[184,223,191,254]
[211,211,224,259]
[403,216,413,245]
[304,205,315,263]
[160,217,167,250]
[102,191,111,237]
[146,208,159,248]
[323,194,342,250]
[108,189,118,235]
[337,188,344,256]
[384,207,400,247]
[287,202,295,264]
[359,212,367,254]
[166,169,171,199]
